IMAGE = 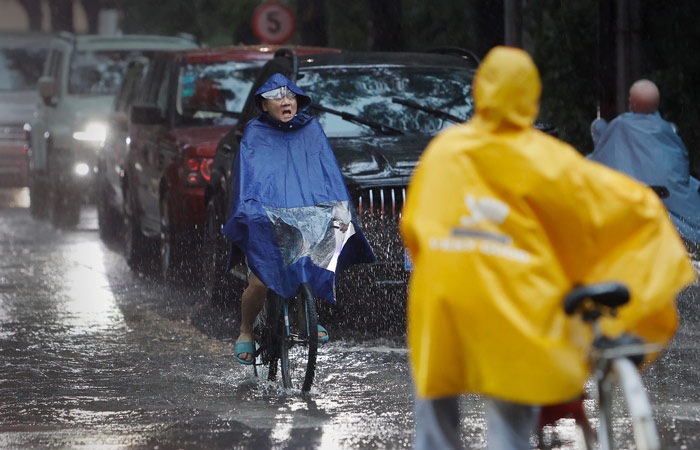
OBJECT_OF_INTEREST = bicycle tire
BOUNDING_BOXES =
[280,283,318,393]
[597,358,661,450]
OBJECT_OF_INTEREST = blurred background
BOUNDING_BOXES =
[1,0,699,171]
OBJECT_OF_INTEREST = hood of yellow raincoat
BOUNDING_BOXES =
[472,46,541,132]
[401,47,695,405]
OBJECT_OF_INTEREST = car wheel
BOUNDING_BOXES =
[159,191,185,283]
[97,167,121,242]
[123,182,155,271]
[29,175,48,219]
[203,195,233,304]
[48,184,80,229]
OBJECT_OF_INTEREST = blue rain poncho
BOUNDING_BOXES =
[221,74,375,302]
[589,112,700,244]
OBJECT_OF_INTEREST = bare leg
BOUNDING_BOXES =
[236,273,267,362]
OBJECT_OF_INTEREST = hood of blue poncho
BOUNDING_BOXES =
[254,73,311,113]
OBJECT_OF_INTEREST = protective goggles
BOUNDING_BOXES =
[260,86,296,100]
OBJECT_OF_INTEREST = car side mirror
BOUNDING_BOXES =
[38,76,57,106]
[130,104,165,126]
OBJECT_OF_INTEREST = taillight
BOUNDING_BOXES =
[184,157,213,185]
[186,158,200,171]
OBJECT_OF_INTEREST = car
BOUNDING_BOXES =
[96,56,150,242]
[122,45,340,281]
[0,32,50,188]
[203,49,557,330]
[26,32,198,227]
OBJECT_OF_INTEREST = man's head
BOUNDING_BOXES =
[260,85,298,122]
[629,79,660,114]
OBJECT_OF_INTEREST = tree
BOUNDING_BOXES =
[367,0,403,51]
[18,0,42,31]
[297,0,327,46]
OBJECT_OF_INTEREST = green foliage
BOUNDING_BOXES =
[523,0,598,154]
[640,0,700,175]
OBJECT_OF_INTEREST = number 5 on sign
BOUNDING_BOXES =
[252,2,296,45]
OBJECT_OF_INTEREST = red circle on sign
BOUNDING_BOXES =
[252,2,296,45]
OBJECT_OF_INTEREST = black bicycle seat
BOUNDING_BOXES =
[563,282,630,319]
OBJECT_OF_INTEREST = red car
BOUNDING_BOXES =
[124,45,339,282]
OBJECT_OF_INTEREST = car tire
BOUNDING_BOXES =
[159,190,186,283]
[203,195,234,304]
[123,181,156,271]
[97,166,121,242]
[48,184,80,229]
[29,175,48,219]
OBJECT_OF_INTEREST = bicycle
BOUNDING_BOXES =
[538,282,662,450]
[250,282,319,394]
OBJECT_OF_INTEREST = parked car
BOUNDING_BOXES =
[203,50,557,329]
[27,32,198,227]
[96,56,149,242]
[122,45,339,281]
[0,32,50,188]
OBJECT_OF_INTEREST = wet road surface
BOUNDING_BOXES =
[1,187,699,449]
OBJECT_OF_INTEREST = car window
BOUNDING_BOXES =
[175,60,264,126]
[296,65,475,137]
[0,45,47,91]
[68,49,156,95]
[113,60,147,113]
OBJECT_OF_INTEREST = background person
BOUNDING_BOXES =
[221,73,375,364]
[401,47,695,449]
[589,79,700,247]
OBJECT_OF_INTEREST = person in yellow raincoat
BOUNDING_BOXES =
[400,46,696,449]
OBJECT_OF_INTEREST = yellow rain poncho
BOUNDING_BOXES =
[401,46,696,405]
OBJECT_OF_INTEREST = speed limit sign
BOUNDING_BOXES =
[252,2,296,45]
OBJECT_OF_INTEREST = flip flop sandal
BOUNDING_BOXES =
[318,325,329,343]
[234,341,255,365]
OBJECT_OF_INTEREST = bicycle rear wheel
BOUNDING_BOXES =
[280,283,318,393]
[597,358,661,450]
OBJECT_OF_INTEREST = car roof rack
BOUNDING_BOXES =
[274,47,299,82]
[426,47,480,64]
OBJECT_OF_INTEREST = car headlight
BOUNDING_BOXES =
[72,122,107,143]
[74,162,90,176]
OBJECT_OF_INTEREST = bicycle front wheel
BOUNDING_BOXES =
[598,357,661,450]
[280,283,318,393]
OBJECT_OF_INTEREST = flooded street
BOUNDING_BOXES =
[1,187,700,449]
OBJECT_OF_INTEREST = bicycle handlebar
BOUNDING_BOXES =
[564,282,630,318]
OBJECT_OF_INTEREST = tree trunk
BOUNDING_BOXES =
[297,0,327,46]
[367,0,403,51]
[81,0,103,34]
[18,0,43,31]
[49,0,74,32]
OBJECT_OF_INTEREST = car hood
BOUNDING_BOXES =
[0,90,39,124]
[329,134,431,188]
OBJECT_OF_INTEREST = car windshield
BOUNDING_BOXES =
[69,50,154,95]
[296,65,475,137]
[0,47,47,91]
[176,60,265,126]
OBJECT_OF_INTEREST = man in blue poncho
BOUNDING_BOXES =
[589,79,700,246]
[221,73,375,364]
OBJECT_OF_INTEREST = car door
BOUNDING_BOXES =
[130,56,169,236]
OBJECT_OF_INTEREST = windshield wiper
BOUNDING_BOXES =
[309,104,404,136]
[392,97,465,123]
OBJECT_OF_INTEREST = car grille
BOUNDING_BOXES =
[355,186,406,218]
[344,186,409,289]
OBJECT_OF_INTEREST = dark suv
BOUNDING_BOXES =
[202,50,496,328]
[123,45,338,281]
